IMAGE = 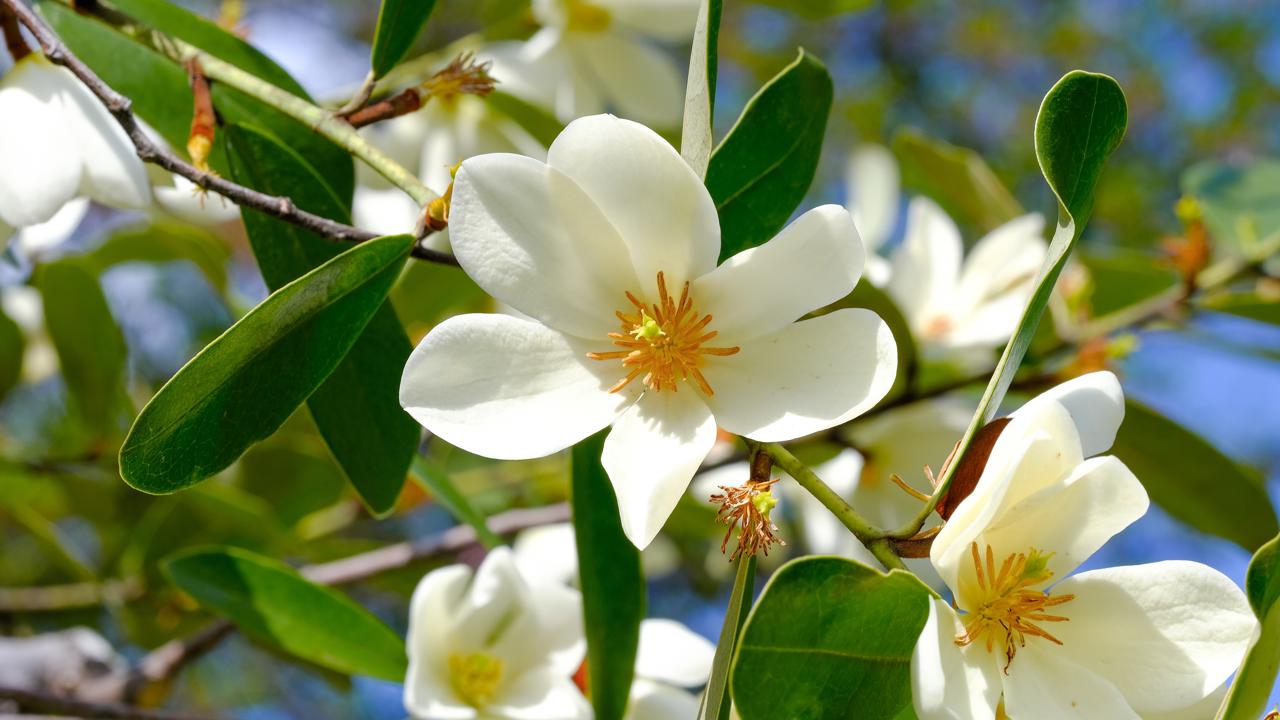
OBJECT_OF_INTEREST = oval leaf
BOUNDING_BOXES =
[120,234,414,494]
[164,546,407,681]
[707,49,833,262]
[370,0,439,78]
[731,557,932,720]
[892,128,1023,232]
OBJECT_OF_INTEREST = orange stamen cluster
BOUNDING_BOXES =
[587,272,739,395]
[956,542,1075,673]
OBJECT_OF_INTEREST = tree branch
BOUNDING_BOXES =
[0,687,219,720]
[0,0,457,267]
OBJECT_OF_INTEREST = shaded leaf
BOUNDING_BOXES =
[1218,531,1280,720]
[88,221,231,292]
[370,0,439,78]
[0,306,23,403]
[1199,293,1280,326]
[708,50,833,262]
[164,546,406,680]
[119,234,414,494]
[680,0,722,177]
[1079,251,1180,317]
[892,128,1024,232]
[1182,159,1280,262]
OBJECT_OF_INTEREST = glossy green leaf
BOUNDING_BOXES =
[892,128,1023,232]
[164,547,406,680]
[1182,159,1280,262]
[731,558,932,720]
[89,221,231,292]
[410,456,503,549]
[487,91,563,148]
[40,260,128,442]
[1079,251,1181,317]
[745,0,873,19]
[707,50,833,262]
[0,306,23,403]
[1218,531,1280,720]
[571,431,645,720]
[224,123,418,515]
[699,555,756,720]
[1112,400,1277,551]
[1199,293,1280,326]
[680,0,722,176]
[370,0,439,78]
[119,234,414,495]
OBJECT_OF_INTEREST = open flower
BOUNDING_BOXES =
[400,114,897,549]
[0,55,149,228]
[514,0,698,126]
[405,547,589,720]
[845,143,900,285]
[911,372,1256,719]
[887,197,1046,366]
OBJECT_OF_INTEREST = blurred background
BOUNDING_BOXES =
[1,0,1278,716]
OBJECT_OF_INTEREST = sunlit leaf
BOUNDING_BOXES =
[370,0,439,78]
[680,0,722,177]
[1079,251,1180,317]
[893,128,1024,232]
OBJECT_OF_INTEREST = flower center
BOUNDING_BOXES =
[587,272,740,395]
[955,542,1075,672]
[923,314,953,339]
[449,651,504,708]
[565,0,611,32]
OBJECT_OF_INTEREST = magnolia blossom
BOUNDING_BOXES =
[887,197,1046,365]
[400,114,897,549]
[0,55,148,228]
[912,372,1256,719]
[1,285,58,382]
[0,196,87,260]
[405,547,589,720]
[845,144,900,285]
[514,0,698,126]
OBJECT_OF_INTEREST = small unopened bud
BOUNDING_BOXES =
[185,59,216,175]
[421,162,461,235]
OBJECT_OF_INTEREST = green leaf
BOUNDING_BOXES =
[699,555,756,720]
[0,305,23,403]
[164,546,407,680]
[88,221,231,292]
[1112,400,1277,551]
[1218,532,1280,720]
[707,50,833,262]
[679,0,722,177]
[486,91,563,148]
[39,260,128,442]
[744,0,873,19]
[410,456,503,549]
[370,0,438,78]
[731,558,932,720]
[571,431,645,720]
[1200,293,1280,326]
[892,128,1024,232]
[1079,251,1181,317]
[224,123,418,515]
[1182,159,1280,262]
[119,234,414,495]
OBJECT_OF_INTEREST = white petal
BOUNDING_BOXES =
[635,618,715,687]
[692,205,864,343]
[419,103,463,196]
[887,197,962,330]
[488,579,586,678]
[944,285,1033,349]
[450,153,641,339]
[910,598,1002,720]
[352,185,420,237]
[603,390,717,549]
[953,213,1046,311]
[1050,561,1256,715]
[1012,371,1125,457]
[1003,642,1139,720]
[400,314,626,460]
[490,672,592,720]
[701,309,897,442]
[575,34,684,128]
[547,114,720,291]
[0,59,79,227]
[447,547,530,651]
[1142,684,1227,720]
[627,679,701,720]
[512,523,580,587]
[13,197,88,256]
[845,144,900,253]
[153,176,240,226]
[57,67,149,210]
[405,564,474,718]
[595,0,700,40]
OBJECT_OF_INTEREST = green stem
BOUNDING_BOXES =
[699,553,756,720]
[757,442,884,544]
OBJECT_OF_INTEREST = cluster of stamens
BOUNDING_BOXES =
[448,651,504,708]
[955,542,1074,673]
[710,479,785,561]
[587,272,739,395]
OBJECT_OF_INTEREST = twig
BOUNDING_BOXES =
[0,687,218,720]
[0,0,457,266]
[0,579,142,612]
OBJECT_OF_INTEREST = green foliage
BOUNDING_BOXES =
[707,50,833,262]
[39,260,128,444]
[700,555,756,720]
[1218,532,1280,720]
[486,91,563,148]
[744,0,873,19]
[1200,292,1280,326]
[370,0,439,78]
[1079,251,1181,317]
[571,431,645,720]
[1112,399,1277,551]
[1182,159,1280,262]
[88,221,231,292]
[224,123,417,515]
[0,306,23,404]
[410,457,502,549]
[892,128,1024,232]
[731,558,932,720]
[680,0,723,176]
[119,234,414,495]
[164,546,407,681]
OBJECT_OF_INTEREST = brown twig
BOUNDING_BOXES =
[0,0,457,266]
[1,2,29,60]
[0,687,218,720]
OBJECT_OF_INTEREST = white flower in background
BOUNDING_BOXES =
[513,521,679,584]
[0,56,149,228]
[400,114,897,549]
[887,197,1046,367]
[0,285,58,382]
[911,372,1256,719]
[405,547,590,720]
[0,196,87,260]
[516,0,698,127]
[151,172,239,226]
[845,144,900,286]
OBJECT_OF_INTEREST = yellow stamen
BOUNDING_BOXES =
[448,651,504,708]
[565,0,612,32]
[587,271,739,395]
[955,542,1075,673]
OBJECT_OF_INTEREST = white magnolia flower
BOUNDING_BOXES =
[400,114,897,549]
[405,547,590,720]
[0,55,148,228]
[152,172,239,226]
[516,0,698,127]
[1,196,88,260]
[887,197,1046,365]
[845,144,900,286]
[911,372,1256,719]
[1,285,58,382]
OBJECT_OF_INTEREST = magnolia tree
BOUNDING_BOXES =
[0,0,1277,719]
